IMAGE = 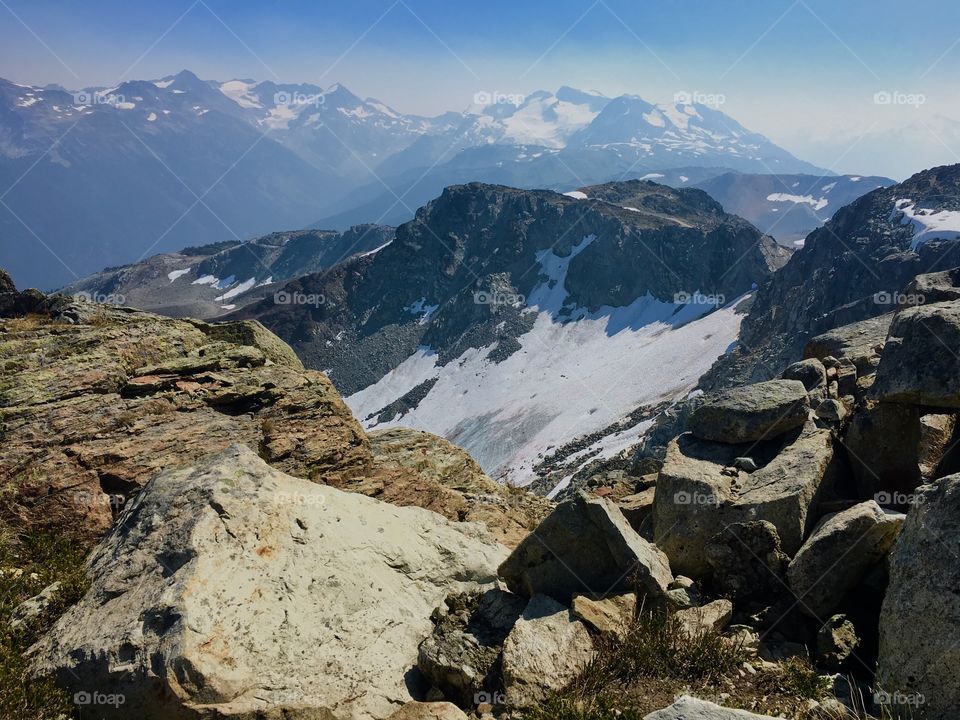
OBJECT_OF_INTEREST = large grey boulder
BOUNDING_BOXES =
[803,313,892,375]
[688,379,810,443]
[873,299,960,407]
[787,501,903,619]
[498,493,672,604]
[500,594,594,707]
[644,695,779,718]
[28,445,507,720]
[878,474,960,720]
[653,423,835,579]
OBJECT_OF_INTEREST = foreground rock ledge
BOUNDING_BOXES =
[28,445,508,720]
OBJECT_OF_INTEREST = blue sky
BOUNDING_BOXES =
[3,0,959,176]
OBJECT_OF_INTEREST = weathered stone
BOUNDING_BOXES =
[878,474,960,720]
[816,615,859,671]
[918,413,956,478]
[653,423,835,579]
[815,398,847,423]
[387,702,468,720]
[9,581,61,631]
[616,488,655,534]
[688,379,810,444]
[783,358,828,402]
[501,594,595,707]
[787,501,904,619]
[0,268,14,293]
[643,695,779,718]
[417,589,525,708]
[705,521,788,601]
[498,493,672,604]
[28,446,507,720]
[0,296,373,543]
[844,403,923,497]
[904,267,960,305]
[571,592,636,637]
[674,600,733,637]
[803,314,893,376]
[873,299,960,407]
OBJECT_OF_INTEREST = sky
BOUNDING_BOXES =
[2,0,960,178]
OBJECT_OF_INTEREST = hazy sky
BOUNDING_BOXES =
[3,0,959,178]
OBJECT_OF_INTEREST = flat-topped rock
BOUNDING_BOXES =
[873,299,960,407]
[688,379,810,444]
[653,423,835,579]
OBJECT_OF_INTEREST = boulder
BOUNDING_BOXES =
[705,521,789,601]
[500,594,595,707]
[878,474,960,720]
[0,296,373,542]
[816,615,859,671]
[688,379,810,443]
[918,413,957,478]
[0,268,14,293]
[873,299,960,407]
[387,702,468,720]
[643,695,779,718]
[9,581,61,631]
[904,267,960,305]
[571,592,636,637]
[787,501,904,619]
[674,599,733,637]
[653,423,835,579]
[417,589,525,708]
[814,398,846,423]
[803,314,893,376]
[616,488,656,534]
[498,493,672,604]
[844,403,923,496]
[28,446,508,720]
[782,358,828,402]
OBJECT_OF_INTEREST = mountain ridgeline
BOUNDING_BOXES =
[234,180,788,486]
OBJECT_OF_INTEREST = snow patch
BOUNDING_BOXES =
[563,191,588,200]
[215,277,256,301]
[892,199,960,250]
[167,268,191,282]
[767,192,829,212]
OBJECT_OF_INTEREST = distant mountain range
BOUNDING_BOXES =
[1,71,826,289]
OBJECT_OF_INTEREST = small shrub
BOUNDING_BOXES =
[574,608,746,696]
[0,531,91,719]
[776,657,832,700]
[521,694,646,720]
